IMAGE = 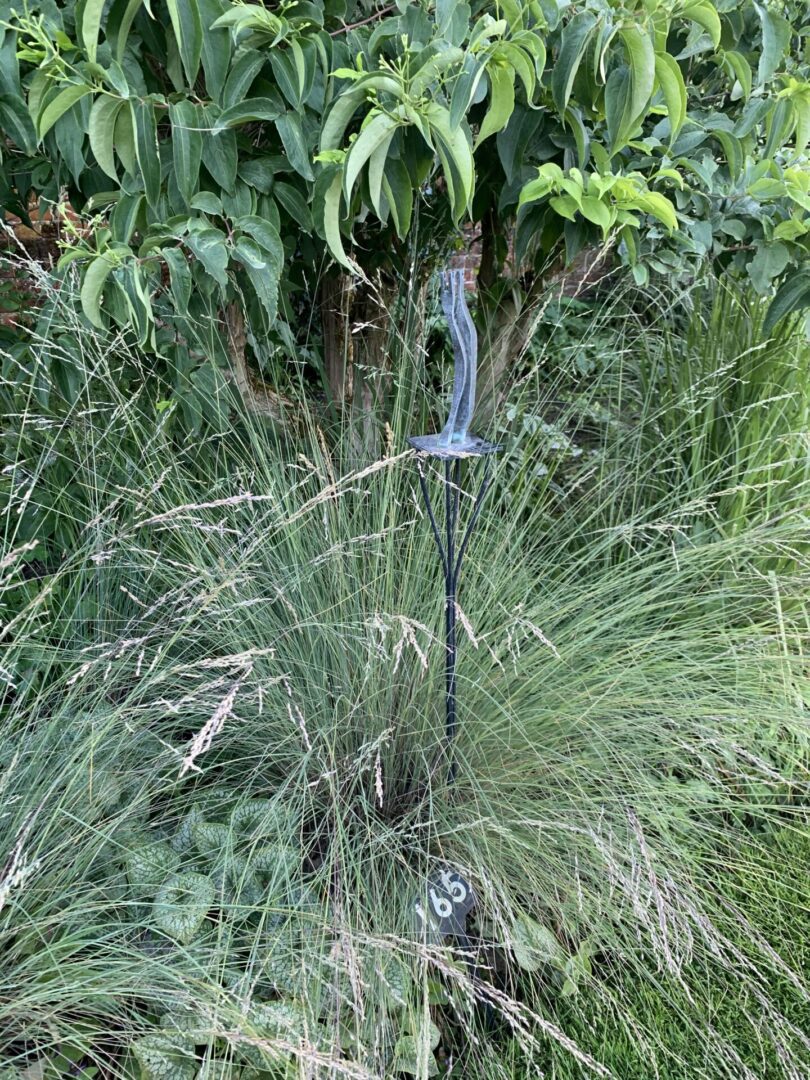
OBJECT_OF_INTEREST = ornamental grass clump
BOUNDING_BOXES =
[0,276,808,1078]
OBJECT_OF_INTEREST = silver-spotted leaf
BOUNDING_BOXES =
[126,841,180,895]
[153,872,215,943]
[131,1035,197,1080]
[512,913,565,972]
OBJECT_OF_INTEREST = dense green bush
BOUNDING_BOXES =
[0,0,808,413]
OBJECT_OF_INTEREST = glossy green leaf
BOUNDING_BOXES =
[213,98,284,130]
[763,269,810,333]
[275,112,314,181]
[381,157,413,239]
[682,1,722,49]
[166,0,203,85]
[169,100,203,204]
[185,228,230,287]
[654,53,687,142]
[222,49,266,109]
[0,92,37,154]
[110,192,144,242]
[201,114,238,192]
[132,99,162,207]
[551,10,598,114]
[754,2,791,86]
[344,110,400,201]
[233,237,280,319]
[425,102,474,219]
[88,95,123,180]
[619,26,655,128]
[37,84,93,139]
[747,241,789,295]
[80,254,117,327]
[161,243,195,315]
[322,168,355,271]
[234,215,284,270]
[273,181,312,232]
[198,0,231,102]
[114,100,137,174]
[82,0,107,63]
[724,49,752,101]
[111,0,145,61]
[475,61,515,148]
[320,75,404,151]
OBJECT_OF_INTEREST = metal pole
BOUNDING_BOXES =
[414,454,494,786]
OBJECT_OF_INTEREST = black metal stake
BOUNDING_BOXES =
[415,454,493,786]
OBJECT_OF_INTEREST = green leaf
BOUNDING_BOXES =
[110,192,144,242]
[579,194,612,236]
[115,100,137,174]
[166,0,203,85]
[234,215,284,269]
[754,2,791,86]
[234,238,280,319]
[131,1036,197,1080]
[132,99,162,208]
[605,65,632,155]
[0,92,37,154]
[618,26,655,129]
[37,84,93,140]
[512,914,565,972]
[634,190,678,232]
[344,109,400,202]
[213,98,283,130]
[475,61,515,148]
[276,112,314,181]
[793,92,810,156]
[724,49,752,102]
[111,0,145,61]
[154,872,215,943]
[425,102,474,220]
[162,246,192,314]
[80,254,117,327]
[222,49,266,109]
[126,841,181,894]
[320,75,404,151]
[450,55,487,129]
[273,181,312,232]
[198,0,231,102]
[322,168,355,271]
[89,95,123,180]
[747,241,789,295]
[201,112,238,192]
[81,0,107,63]
[185,228,229,288]
[381,157,413,239]
[764,269,810,333]
[654,53,686,143]
[682,1,721,49]
[392,1026,441,1077]
[551,10,598,114]
[169,101,202,205]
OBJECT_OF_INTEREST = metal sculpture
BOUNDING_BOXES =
[407,268,499,786]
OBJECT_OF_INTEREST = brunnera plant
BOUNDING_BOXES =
[0,0,808,415]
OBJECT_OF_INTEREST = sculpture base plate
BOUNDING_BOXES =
[407,434,501,459]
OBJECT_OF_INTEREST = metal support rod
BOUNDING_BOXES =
[415,454,493,785]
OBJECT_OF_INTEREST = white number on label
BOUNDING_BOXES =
[414,901,440,932]
[440,870,467,904]
[429,888,453,919]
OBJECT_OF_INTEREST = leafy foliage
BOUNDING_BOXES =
[0,0,808,409]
